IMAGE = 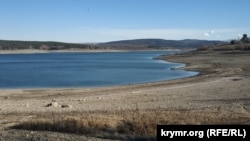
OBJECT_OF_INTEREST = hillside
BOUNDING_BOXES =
[0,39,226,50]
[0,40,92,50]
[98,39,226,49]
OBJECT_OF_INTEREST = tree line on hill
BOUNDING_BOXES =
[231,34,250,44]
[0,40,96,50]
[197,34,250,51]
[0,39,226,50]
[97,39,226,49]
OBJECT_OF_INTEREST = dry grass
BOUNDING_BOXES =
[196,43,250,52]
[12,110,159,140]
[211,43,250,51]
[11,108,250,140]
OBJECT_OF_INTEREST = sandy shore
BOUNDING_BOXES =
[0,49,250,140]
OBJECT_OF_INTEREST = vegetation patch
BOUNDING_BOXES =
[11,109,250,141]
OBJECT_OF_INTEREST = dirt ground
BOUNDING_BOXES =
[0,50,250,140]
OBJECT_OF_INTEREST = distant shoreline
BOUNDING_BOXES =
[0,49,126,54]
[0,49,180,54]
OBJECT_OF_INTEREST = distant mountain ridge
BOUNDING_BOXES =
[0,39,227,50]
[98,39,227,49]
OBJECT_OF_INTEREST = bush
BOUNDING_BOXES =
[196,46,209,51]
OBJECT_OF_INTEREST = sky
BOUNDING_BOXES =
[0,0,250,43]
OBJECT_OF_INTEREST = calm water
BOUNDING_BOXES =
[0,51,198,88]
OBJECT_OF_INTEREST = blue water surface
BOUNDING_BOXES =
[0,51,198,88]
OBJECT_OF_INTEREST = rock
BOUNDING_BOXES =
[45,102,58,107]
[51,102,58,107]
[61,104,72,108]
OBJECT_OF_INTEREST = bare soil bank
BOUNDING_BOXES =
[0,50,250,140]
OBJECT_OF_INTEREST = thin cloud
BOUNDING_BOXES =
[2,27,249,42]
[204,30,215,37]
[204,32,210,37]
[78,28,250,42]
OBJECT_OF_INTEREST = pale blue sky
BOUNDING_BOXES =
[0,0,250,42]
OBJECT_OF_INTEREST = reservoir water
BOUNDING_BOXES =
[0,51,198,88]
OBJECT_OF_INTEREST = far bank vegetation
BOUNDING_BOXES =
[197,34,250,51]
[0,40,99,50]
